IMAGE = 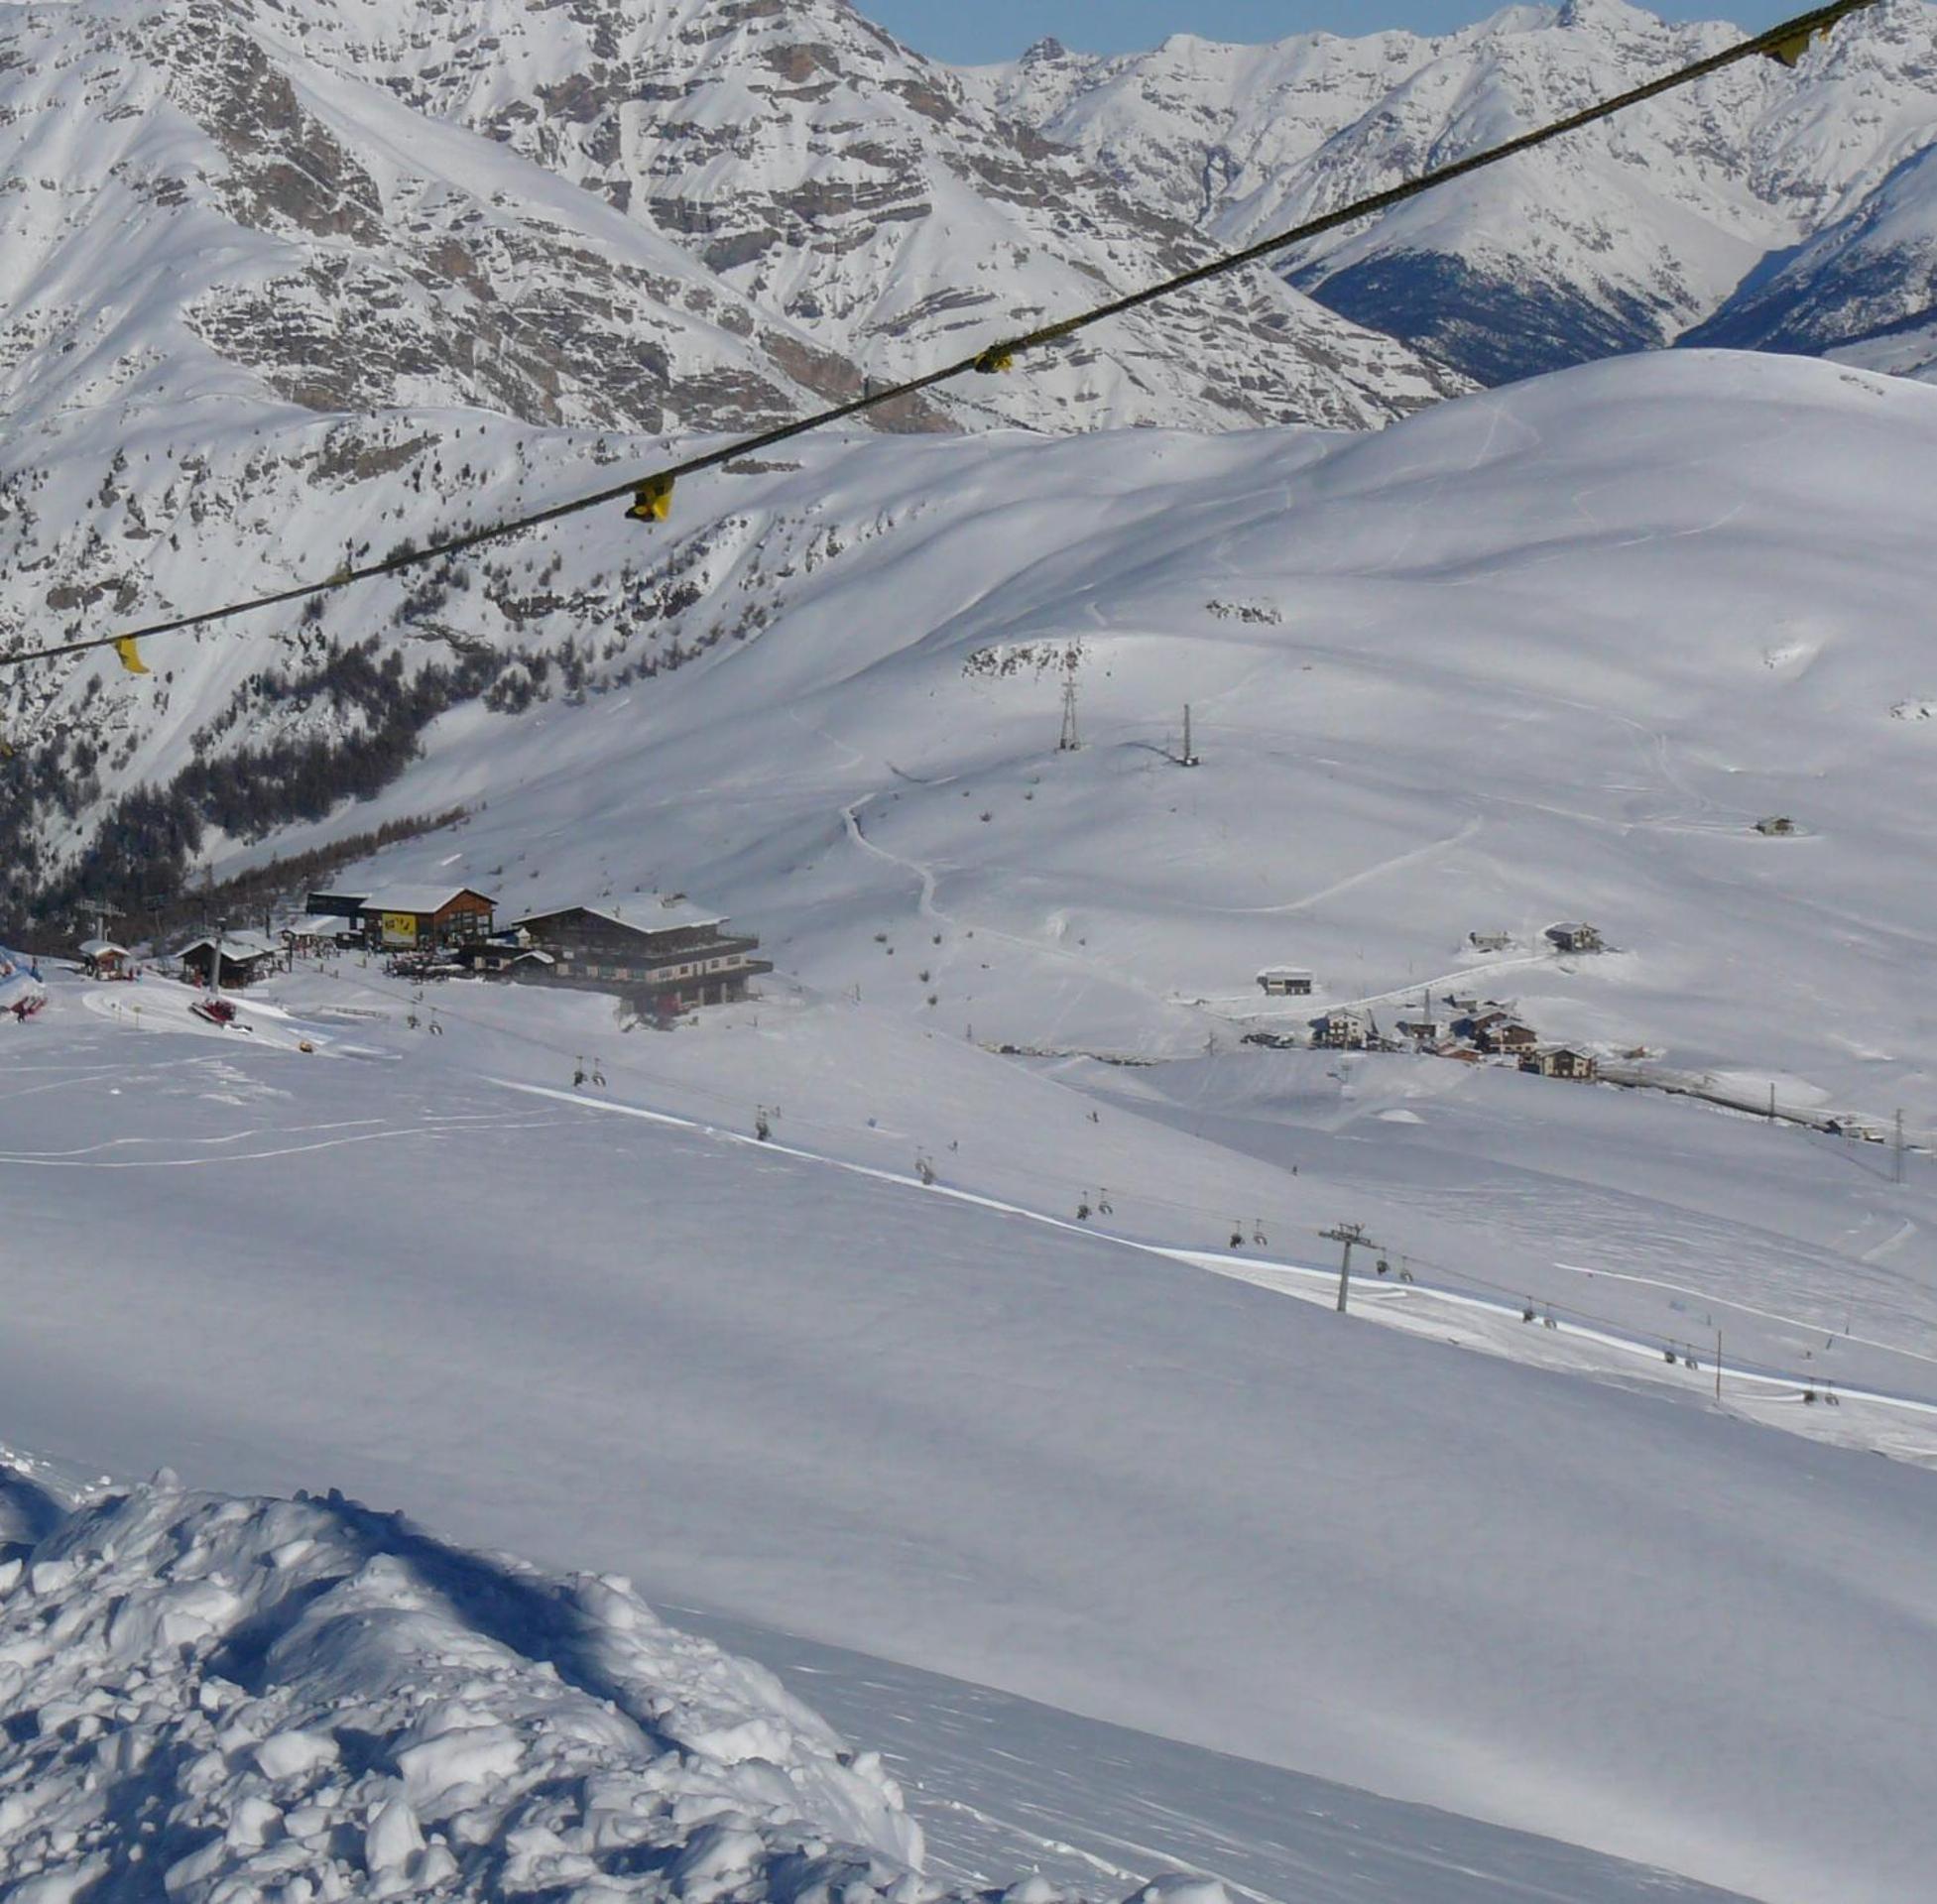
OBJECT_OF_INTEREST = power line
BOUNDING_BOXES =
[0,0,1878,677]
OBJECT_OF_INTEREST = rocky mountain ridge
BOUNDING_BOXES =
[973,0,1937,384]
[244,0,1457,432]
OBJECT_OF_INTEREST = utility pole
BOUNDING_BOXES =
[210,915,225,1000]
[1895,1108,1906,1185]
[1321,1222,1371,1314]
[1715,1330,1723,1405]
[1057,655,1080,753]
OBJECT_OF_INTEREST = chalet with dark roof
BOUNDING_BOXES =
[494,899,771,1014]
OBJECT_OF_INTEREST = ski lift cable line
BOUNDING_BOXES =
[0,0,1878,676]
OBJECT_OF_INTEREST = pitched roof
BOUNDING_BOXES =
[507,898,726,938]
[78,939,129,959]
[359,885,495,916]
[177,931,278,961]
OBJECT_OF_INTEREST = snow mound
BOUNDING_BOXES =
[0,1469,1097,1904]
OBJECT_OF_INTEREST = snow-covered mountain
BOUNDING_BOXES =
[244,0,1457,434]
[0,0,1466,928]
[0,0,872,440]
[973,0,1937,384]
[1687,135,1937,361]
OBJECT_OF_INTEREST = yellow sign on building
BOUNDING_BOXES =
[380,911,419,947]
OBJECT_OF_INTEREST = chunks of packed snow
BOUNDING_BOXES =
[0,1472,994,1903]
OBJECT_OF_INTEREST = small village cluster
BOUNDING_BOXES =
[81,882,769,1023]
[1256,923,1607,1081]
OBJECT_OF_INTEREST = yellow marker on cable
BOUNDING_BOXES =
[975,345,1017,375]
[1764,1,1860,65]
[113,637,149,675]
[626,474,675,524]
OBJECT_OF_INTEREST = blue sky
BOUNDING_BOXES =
[862,2,1798,64]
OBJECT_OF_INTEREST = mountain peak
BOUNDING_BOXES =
[985,0,1937,389]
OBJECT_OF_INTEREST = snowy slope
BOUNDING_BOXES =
[972,0,1937,384]
[5,972,1937,1904]
[0,1450,1760,1904]
[0,0,1461,933]
[187,349,1937,1133]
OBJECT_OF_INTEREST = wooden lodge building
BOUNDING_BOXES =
[178,930,281,989]
[78,938,134,979]
[1474,1015,1539,1055]
[358,885,496,950]
[1521,1045,1599,1081]
[1313,1007,1373,1050]
[478,901,771,1014]
[303,886,497,950]
[1546,921,1605,955]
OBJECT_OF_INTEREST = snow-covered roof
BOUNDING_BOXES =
[1257,965,1313,979]
[359,884,495,916]
[78,939,129,959]
[508,898,727,937]
[177,931,278,961]
[285,915,358,935]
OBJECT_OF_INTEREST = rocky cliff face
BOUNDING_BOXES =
[245,0,1459,433]
[974,0,1937,385]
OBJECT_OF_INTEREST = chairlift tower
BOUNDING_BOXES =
[1177,703,1199,768]
[1057,656,1080,753]
[1321,1221,1377,1314]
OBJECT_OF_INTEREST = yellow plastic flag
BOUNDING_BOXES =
[626,474,675,524]
[113,637,150,675]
